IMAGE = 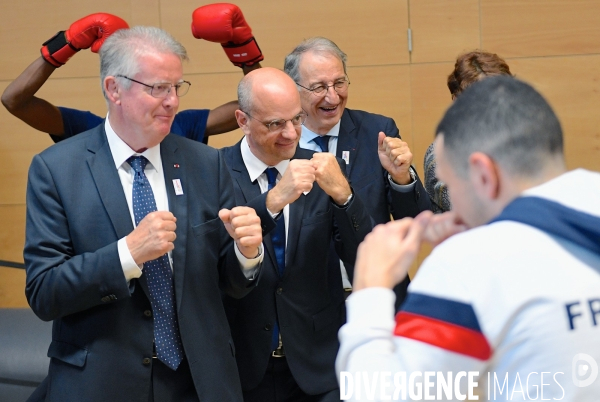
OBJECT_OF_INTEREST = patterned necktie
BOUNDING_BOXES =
[264,167,286,351]
[128,156,184,370]
[313,135,330,153]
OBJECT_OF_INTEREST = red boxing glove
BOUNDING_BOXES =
[191,3,263,67]
[41,13,129,68]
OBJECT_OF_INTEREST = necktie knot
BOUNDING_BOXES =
[127,155,148,174]
[265,167,279,190]
[313,135,330,153]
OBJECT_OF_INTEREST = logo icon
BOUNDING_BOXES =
[572,353,598,387]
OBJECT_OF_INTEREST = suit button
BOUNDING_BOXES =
[101,296,110,303]
[142,358,152,366]
[276,287,283,295]
[144,310,152,317]
[264,323,272,331]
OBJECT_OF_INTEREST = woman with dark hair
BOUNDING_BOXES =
[424,50,513,212]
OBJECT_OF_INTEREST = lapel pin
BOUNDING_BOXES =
[174,163,180,168]
[342,151,350,165]
[173,179,184,195]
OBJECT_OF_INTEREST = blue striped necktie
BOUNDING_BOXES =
[128,156,184,370]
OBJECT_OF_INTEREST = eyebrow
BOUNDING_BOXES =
[263,110,304,121]
[308,76,347,86]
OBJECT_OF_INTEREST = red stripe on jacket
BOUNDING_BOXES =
[394,311,492,360]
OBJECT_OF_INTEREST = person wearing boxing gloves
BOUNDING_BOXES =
[40,12,128,68]
[2,6,262,144]
[192,2,264,75]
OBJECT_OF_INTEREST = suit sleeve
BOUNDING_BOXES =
[384,119,433,219]
[216,151,262,298]
[24,154,131,321]
[330,158,374,281]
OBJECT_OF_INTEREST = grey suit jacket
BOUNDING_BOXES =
[24,125,257,401]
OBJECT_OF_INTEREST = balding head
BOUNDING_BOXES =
[235,67,305,166]
[238,67,300,114]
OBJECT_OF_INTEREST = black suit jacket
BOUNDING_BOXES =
[334,109,432,307]
[24,125,257,401]
[221,142,372,395]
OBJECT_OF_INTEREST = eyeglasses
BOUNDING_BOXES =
[295,78,350,97]
[116,75,191,98]
[242,110,307,133]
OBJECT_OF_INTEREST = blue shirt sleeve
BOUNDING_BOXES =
[169,109,210,144]
[54,107,104,143]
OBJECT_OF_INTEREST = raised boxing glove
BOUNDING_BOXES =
[41,13,129,67]
[191,3,263,67]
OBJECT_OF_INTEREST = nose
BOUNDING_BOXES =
[281,120,299,139]
[162,88,179,108]
[323,85,340,102]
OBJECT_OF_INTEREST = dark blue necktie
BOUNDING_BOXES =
[265,167,286,350]
[313,135,330,153]
[128,156,184,370]
[265,168,286,276]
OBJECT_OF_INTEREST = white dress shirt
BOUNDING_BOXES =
[105,118,261,283]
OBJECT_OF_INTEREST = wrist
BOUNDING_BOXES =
[333,190,353,206]
[390,167,416,186]
[265,190,284,215]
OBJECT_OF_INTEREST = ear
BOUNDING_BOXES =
[235,109,251,135]
[104,76,121,105]
[468,152,501,201]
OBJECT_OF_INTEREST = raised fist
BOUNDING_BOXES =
[41,13,129,67]
[192,3,263,67]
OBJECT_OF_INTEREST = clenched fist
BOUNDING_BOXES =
[311,152,352,205]
[378,132,414,185]
[219,206,262,258]
[265,160,315,214]
[126,211,177,265]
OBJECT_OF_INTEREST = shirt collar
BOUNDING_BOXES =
[104,116,163,174]
[240,136,289,182]
[301,120,341,143]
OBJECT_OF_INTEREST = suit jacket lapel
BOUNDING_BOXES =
[337,110,358,177]
[227,142,262,203]
[86,126,134,240]
[283,149,308,279]
[86,127,151,297]
[161,136,188,311]
[284,194,305,280]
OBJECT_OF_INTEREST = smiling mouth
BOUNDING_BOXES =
[320,105,338,113]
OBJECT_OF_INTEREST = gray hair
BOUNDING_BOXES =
[237,74,254,114]
[283,37,347,84]
[436,76,564,178]
[99,26,188,99]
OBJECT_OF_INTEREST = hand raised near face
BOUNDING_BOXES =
[311,152,352,205]
[378,132,414,185]
[265,160,315,214]
[352,213,429,291]
[420,210,468,247]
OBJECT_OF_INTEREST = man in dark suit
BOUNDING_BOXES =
[23,26,263,402]
[284,37,432,308]
[220,67,372,401]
